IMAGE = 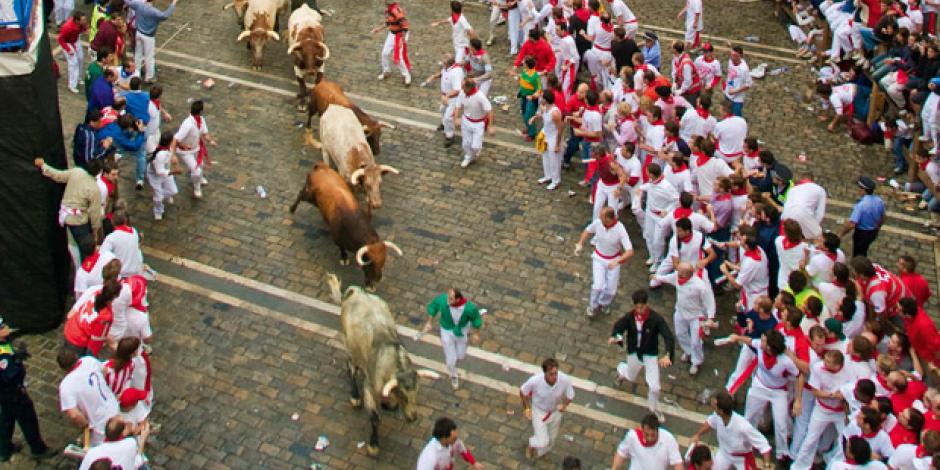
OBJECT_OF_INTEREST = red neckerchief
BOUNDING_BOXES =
[634,428,656,447]
[113,225,135,234]
[574,8,591,21]
[152,98,161,110]
[795,178,813,186]
[831,279,845,288]
[590,10,600,16]
[731,187,748,196]
[861,429,879,439]
[762,351,778,369]
[556,28,568,37]
[850,354,865,362]
[472,47,486,57]
[651,175,664,185]
[451,13,461,24]
[465,87,478,96]
[81,251,101,273]
[679,233,693,243]
[803,305,817,319]
[845,459,858,465]
[702,56,715,63]
[824,250,838,262]
[634,306,650,323]
[695,107,710,119]
[618,115,635,127]
[649,118,665,126]
[586,105,600,112]
[635,64,647,72]
[825,336,841,344]
[600,21,614,32]
[781,237,801,250]
[449,297,468,308]
[674,207,692,219]
[156,145,169,153]
[665,136,678,145]
[743,247,762,261]
[693,151,709,167]
[622,83,634,94]
[714,193,732,201]
[660,96,674,105]
[673,163,689,172]
[677,275,692,285]
[920,160,930,170]
[603,217,618,229]
[722,114,734,120]
[99,175,115,197]
[916,445,928,458]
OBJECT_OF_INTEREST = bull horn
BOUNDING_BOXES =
[384,241,403,256]
[355,246,372,266]
[350,168,366,186]
[318,42,330,61]
[267,31,280,41]
[379,165,400,175]
[237,30,251,42]
[416,369,441,380]
[222,1,233,9]
[287,43,300,55]
[381,378,398,397]
[378,121,397,129]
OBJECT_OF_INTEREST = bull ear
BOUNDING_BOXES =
[379,165,399,175]
[381,378,398,397]
[237,30,251,42]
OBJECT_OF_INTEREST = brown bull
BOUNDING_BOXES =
[227,0,289,70]
[289,162,402,288]
[288,4,329,106]
[304,79,392,156]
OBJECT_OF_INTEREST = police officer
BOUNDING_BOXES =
[0,316,55,461]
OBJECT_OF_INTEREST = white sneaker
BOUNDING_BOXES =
[200,177,208,185]
[460,156,473,168]
[193,187,203,198]
[166,197,175,205]
[889,179,901,190]
[546,181,559,190]
[681,353,690,363]
[377,72,389,81]
[403,74,412,86]
[154,213,163,220]
[537,176,551,184]
[644,257,654,266]
[689,364,700,375]
[450,376,460,390]
[68,86,79,94]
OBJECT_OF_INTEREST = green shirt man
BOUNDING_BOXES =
[422,289,484,390]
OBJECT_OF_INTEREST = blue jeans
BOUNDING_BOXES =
[563,134,583,165]
[893,137,911,171]
[707,225,732,288]
[122,147,147,183]
[726,98,744,117]
[859,27,875,51]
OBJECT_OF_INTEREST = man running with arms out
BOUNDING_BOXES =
[422,287,484,390]
[520,358,575,460]
[690,389,773,470]
[611,413,684,470]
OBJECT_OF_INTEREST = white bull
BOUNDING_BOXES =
[287,4,329,106]
[319,105,399,210]
[227,0,289,70]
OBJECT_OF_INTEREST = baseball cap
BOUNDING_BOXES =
[644,31,658,42]
[857,176,876,192]
[824,318,845,340]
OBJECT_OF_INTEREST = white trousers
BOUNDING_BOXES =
[529,407,563,457]
[63,41,83,90]
[616,354,661,412]
[788,388,816,458]
[487,5,501,43]
[461,117,485,162]
[623,21,638,39]
[145,133,160,154]
[744,383,791,459]
[441,101,457,138]
[584,48,613,91]
[792,407,846,470]
[674,313,703,365]
[780,207,822,240]
[54,0,74,25]
[541,141,562,184]
[590,253,621,308]
[725,344,756,392]
[381,31,411,77]
[135,32,156,81]
[643,212,665,261]
[177,150,204,189]
[147,173,178,216]
[880,72,906,108]
[507,8,522,54]
[592,180,621,221]
[440,328,469,378]
[477,78,492,98]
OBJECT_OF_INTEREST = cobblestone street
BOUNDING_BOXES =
[12,0,940,466]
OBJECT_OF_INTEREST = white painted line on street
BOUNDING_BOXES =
[157,21,191,52]
[143,246,710,426]
[156,270,701,444]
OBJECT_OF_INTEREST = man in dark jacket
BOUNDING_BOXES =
[611,26,640,75]
[72,110,115,170]
[609,290,675,423]
[0,316,55,461]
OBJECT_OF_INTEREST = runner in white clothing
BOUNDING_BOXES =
[818,82,856,133]
[677,0,703,50]
[653,263,715,375]
[694,44,722,93]
[455,79,495,168]
[519,358,575,459]
[723,47,751,116]
[781,173,827,240]
[712,102,748,164]
[689,390,773,470]
[576,207,635,317]
[168,100,217,199]
[792,350,854,470]
[58,350,120,447]
[423,54,465,148]
[100,212,144,278]
[532,92,564,188]
[432,1,475,64]
[582,12,616,90]
[609,0,639,37]
[145,130,179,220]
[416,417,484,470]
[679,95,717,141]
[721,228,770,311]
[73,245,117,296]
[611,413,684,470]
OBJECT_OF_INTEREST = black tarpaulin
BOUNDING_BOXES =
[0,33,70,332]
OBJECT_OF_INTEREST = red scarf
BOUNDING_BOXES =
[745,150,759,160]
[113,225,134,234]
[916,445,928,458]
[451,13,461,24]
[152,98,161,110]
[743,247,762,261]
[472,47,486,57]
[677,275,691,285]
[600,21,614,32]
[634,428,656,447]
[634,307,650,323]
[99,175,115,197]
[762,351,778,369]
[603,217,618,229]
[693,151,709,167]
[574,8,590,21]
[649,118,665,126]
[679,233,693,244]
[465,86,478,97]
[659,96,674,105]
[193,114,209,167]
[714,193,732,201]
[731,187,748,196]
[824,250,838,262]
[781,237,801,250]
[673,207,692,220]
[695,106,710,119]
[81,251,101,273]
[673,163,689,172]
[665,135,678,145]
[450,297,468,308]
[796,178,813,186]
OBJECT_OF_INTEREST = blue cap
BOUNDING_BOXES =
[931,77,940,88]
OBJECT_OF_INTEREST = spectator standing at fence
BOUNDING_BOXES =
[34,157,102,262]
[838,177,885,257]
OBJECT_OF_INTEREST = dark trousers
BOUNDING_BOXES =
[0,389,47,457]
[707,225,732,288]
[853,228,880,257]
[563,134,584,165]
[68,223,94,261]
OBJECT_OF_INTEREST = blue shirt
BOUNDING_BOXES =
[849,194,885,230]
[123,90,151,125]
[126,0,176,36]
[737,310,778,340]
[642,42,661,69]
[88,76,114,112]
[98,122,145,151]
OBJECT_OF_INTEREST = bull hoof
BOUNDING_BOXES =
[349,398,362,408]
[366,445,379,457]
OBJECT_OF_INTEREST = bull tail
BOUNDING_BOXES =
[326,273,342,304]
[289,182,312,214]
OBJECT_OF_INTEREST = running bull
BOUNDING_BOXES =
[304,79,392,155]
[287,4,329,106]
[326,273,439,456]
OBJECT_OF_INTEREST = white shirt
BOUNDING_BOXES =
[773,237,809,291]
[706,412,772,455]
[144,100,161,138]
[615,427,683,470]
[844,357,877,382]
[805,249,846,287]
[416,437,469,470]
[663,166,693,193]
[125,308,153,342]
[685,0,703,30]
[458,91,492,121]
[841,422,894,459]
[692,157,732,197]
[74,249,117,296]
[520,371,575,412]
[713,116,747,159]
[657,210,715,243]
[173,114,209,150]
[782,181,827,224]
[737,247,769,296]
[556,34,579,67]
[889,443,933,470]
[441,64,464,97]
[679,109,716,141]
[147,149,172,179]
[667,230,711,266]
[694,56,722,89]
[609,0,637,25]
[79,437,139,470]
[586,219,633,258]
[808,361,852,412]
[830,460,888,470]
[723,59,752,103]
[615,147,642,183]
[450,14,472,50]
[829,84,856,115]
[644,178,679,215]
[587,18,614,49]
[656,272,715,320]
[101,226,144,277]
[643,121,666,152]
[751,339,799,390]
[633,64,659,92]
[60,357,120,433]
[582,108,603,140]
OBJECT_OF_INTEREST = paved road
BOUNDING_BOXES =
[15,0,940,467]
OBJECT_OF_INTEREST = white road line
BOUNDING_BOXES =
[157,21,191,52]
[143,246,710,426]
[156,269,701,444]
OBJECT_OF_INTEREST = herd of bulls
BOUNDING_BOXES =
[222,0,425,456]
